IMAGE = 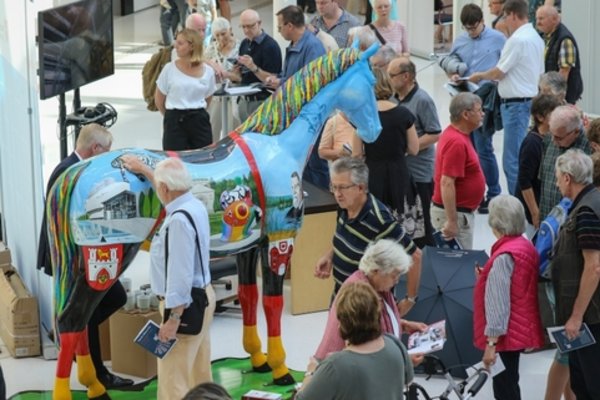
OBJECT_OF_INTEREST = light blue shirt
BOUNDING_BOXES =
[150,192,211,309]
[281,29,326,83]
[449,26,506,80]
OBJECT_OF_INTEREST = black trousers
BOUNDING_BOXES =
[88,281,127,375]
[412,181,434,249]
[569,323,600,399]
[493,351,521,400]
[163,108,212,151]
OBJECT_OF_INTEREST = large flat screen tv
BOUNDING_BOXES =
[38,0,114,100]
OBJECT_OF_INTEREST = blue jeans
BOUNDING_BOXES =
[500,100,531,195]
[472,125,501,199]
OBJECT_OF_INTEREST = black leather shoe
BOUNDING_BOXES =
[98,372,134,388]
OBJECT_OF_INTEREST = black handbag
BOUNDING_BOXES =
[162,209,209,335]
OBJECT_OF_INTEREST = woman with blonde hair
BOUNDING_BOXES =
[204,17,240,141]
[365,68,421,238]
[369,0,409,56]
[155,28,217,150]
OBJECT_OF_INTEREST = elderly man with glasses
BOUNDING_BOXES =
[314,157,422,317]
[234,9,282,122]
[538,105,591,221]
[441,4,506,215]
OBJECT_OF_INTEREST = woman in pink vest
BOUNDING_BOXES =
[473,195,544,400]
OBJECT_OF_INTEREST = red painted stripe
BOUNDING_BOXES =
[228,132,267,229]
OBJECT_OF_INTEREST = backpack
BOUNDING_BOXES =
[141,46,172,111]
[533,197,572,280]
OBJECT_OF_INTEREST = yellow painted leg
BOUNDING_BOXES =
[76,355,106,399]
[243,325,268,371]
[267,336,290,380]
[52,377,72,400]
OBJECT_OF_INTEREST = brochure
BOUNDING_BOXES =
[225,85,262,96]
[407,320,446,355]
[548,323,596,353]
[134,320,177,359]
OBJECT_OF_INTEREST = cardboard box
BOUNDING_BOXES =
[0,266,41,358]
[109,309,161,378]
[0,241,11,267]
[99,319,111,361]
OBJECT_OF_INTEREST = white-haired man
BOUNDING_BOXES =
[121,156,214,399]
[552,149,600,398]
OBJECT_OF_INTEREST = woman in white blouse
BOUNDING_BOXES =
[204,17,241,141]
[155,28,217,150]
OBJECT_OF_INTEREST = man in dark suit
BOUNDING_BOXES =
[37,123,133,388]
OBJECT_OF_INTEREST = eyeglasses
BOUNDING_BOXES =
[552,128,578,142]
[240,21,258,30]
[468,107,483,114]
[329,183,357,193]
[462,21,481,32]
[277,23,288,32]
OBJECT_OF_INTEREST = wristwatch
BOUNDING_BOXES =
[405,295,418,304]
[169,311,181,321]
[252,65,260,73]
[486,339,497,347]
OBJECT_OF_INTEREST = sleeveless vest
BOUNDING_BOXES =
[545,23,583,104]
[473,235,544,351]
[551,188,600,325]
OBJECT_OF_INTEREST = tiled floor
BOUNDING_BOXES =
[2,2,556,399]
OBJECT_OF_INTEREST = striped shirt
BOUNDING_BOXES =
[484,254,513,338]
[573,185,600,251]
[332,194,417,292]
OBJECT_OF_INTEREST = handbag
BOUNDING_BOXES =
[162,209,209,335]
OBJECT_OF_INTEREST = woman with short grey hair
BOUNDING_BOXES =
[313,239,425,363]
[473,194,544,399]
[556,148,594,186]
[488,195,526,236]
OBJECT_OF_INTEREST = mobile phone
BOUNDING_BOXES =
[226,57,239,65]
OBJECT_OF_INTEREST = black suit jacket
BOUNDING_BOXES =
[37,152,81,276]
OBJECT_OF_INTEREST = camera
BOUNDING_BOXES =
[227,57,239,65]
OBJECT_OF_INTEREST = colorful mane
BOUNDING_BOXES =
[48,163,88,316]
[235,48,361,136]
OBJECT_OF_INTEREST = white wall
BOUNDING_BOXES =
[562,1,599,115]
[0,0,57,352]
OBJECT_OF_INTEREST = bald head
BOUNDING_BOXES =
[240,9,262,40]
[185,13,207,39]
[240,9,260,24]
[536,5,560,34]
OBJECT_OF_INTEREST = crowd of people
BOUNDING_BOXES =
[37,0,600,398]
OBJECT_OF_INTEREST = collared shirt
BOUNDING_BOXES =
[538,132,591,220]
[238,30,282,85]
[497,23,544,98]
[281,29,326,83]
[396,84,442,183]
[450,26,506,79]
[331,193,417,293]
[310,9,361,48]
[544,31,577,69]
[150,192,211,309]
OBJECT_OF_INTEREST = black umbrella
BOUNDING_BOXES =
[395,246,489,378]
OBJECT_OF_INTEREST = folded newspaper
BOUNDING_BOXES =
[407,320,446,355]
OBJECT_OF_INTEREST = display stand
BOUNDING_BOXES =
[58,89,82,160]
